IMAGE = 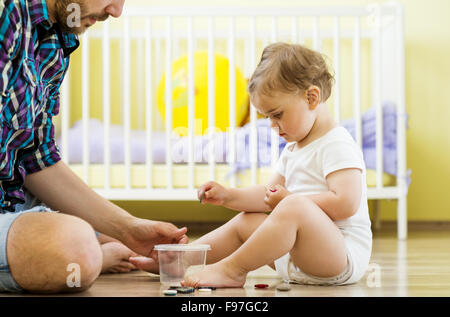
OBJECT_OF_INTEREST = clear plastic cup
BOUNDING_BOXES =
[154,244,211,285]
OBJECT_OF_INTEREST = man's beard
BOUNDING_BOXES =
[54,0,109,35]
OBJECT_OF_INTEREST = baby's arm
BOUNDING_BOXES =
[226,185,270,212]
[199,172,285,212]
[227,172,286,212]
[306,168,362,221]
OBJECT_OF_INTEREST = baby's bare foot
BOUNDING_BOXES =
[181,260,247,288]
[101,241,139,273]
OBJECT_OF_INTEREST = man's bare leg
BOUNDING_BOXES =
[7,212,103,293]
[182,195,348,288]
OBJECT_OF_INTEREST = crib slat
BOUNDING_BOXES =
[250,16,257,185]
[291,16,298,44]
[103,20,111,190]
[373,5,384,189]
[145,18,153,189]
[313,16,321,52]
[155,37,162,131]
[124,17,131,190]
[228,16,236,188]
[333,16,341,123]
[395,3,407,239]
[353,16,362,148]
[270,16,279,167]
[271,16,277,42]
[187,17,195,190]
[82,31,90,184]
[208,17,216,181]
[165,16,173,189]
[137,39,144,130]
[270,128,279,169]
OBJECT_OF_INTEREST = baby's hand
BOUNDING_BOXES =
[264,184,290,210]
[198,181,230,206]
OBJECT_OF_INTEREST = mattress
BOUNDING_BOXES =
[68,164,395,189]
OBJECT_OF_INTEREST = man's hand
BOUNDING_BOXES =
[123,218,188,259]
[264,184,290,210]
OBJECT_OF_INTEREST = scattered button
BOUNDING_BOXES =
[200,191,205,203]
[197,286,216,290]
[254,283,269,289]
[163,289,177,296]
[177,286,195,294]
[276,283,291,291]
[198,288,212,293]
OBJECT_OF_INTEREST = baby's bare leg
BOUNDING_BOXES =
[129,212,269,274]
[231,194,347,277]
[182,195,347,288]
[191,212,268,264]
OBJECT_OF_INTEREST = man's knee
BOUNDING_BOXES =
[7,212,103,294]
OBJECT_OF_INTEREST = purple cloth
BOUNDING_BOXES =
[58,119,167,164]
[60,103,407,178]
[340,101,404,176]
[341,101,399,148]
[171,118,284,167]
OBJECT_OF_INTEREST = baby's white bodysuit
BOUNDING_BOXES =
[274,126,372,285]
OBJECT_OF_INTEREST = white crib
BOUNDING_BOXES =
[58,2,408,239]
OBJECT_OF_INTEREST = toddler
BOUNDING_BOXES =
[180,42,372,287]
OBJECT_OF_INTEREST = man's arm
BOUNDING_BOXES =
[24,160,135,242]
[24,161,188,258]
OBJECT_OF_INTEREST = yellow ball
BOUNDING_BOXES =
[157,51,249,136]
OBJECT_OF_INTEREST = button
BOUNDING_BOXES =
[163,289,177,296]
[254,283,269,289]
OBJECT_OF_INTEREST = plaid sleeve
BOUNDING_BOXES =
[20,110,62,174]
[0,46,12,120]
[0,2,19,110]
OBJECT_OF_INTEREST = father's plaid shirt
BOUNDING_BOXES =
[0,0,79,211]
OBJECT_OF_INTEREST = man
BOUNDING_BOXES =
[0,0,188,293]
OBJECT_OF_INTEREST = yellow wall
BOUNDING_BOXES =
[66,0,450,223]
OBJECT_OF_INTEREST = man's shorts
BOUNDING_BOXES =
[0,191,56,293]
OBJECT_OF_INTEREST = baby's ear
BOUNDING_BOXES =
[306,86,321,109]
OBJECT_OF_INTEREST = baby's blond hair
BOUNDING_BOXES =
[248,42,335,102]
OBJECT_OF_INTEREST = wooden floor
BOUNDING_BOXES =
[3,228,450,297]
